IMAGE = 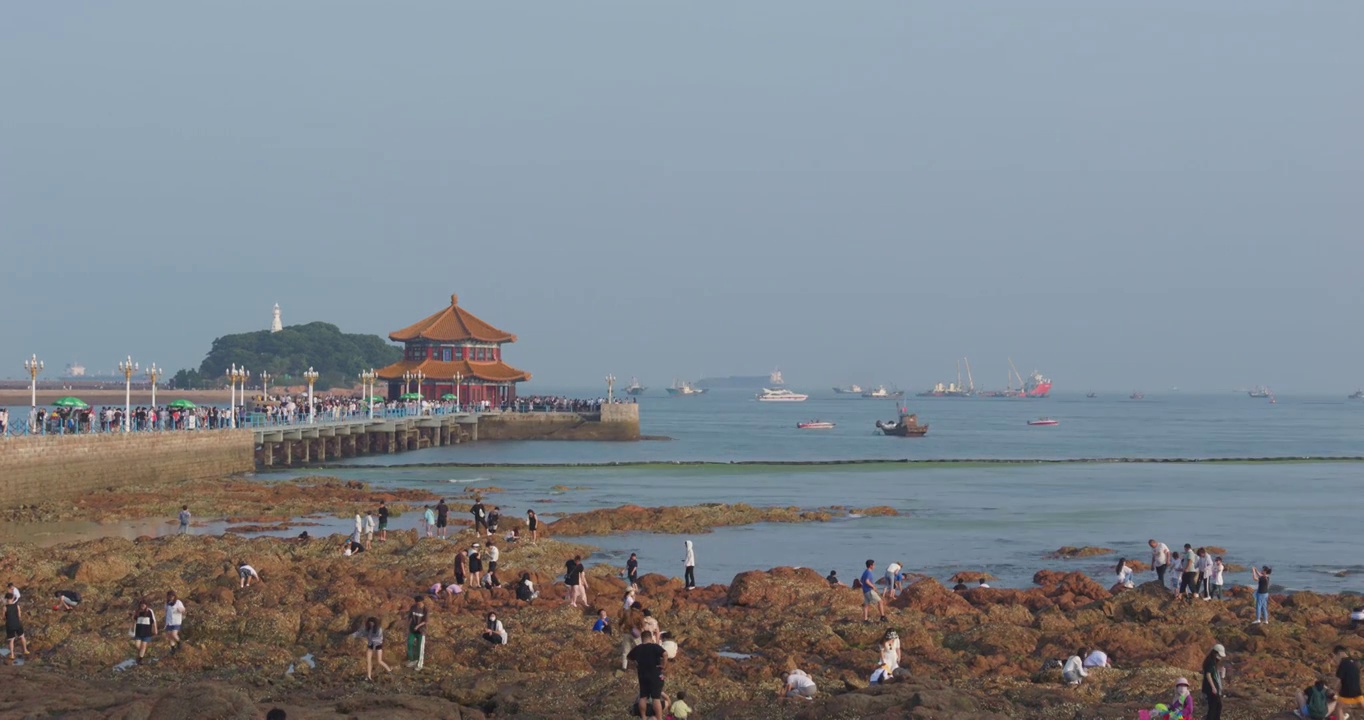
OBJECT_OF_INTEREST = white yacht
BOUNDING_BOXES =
[756,387,809,402]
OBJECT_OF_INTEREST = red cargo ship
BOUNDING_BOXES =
[977,360,1052,398]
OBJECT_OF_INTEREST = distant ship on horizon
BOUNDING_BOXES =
[698,368,786,390]
[624,377,647,396]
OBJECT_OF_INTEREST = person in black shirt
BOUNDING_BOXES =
[406,596,427,671]
[53,590,81,611]
[435,500,450,539]
[1335,645,1363,713]
[627,631,668,720]
[377,501,390,543]
[487,506,501,534]
[133,599,158,662]
[470,499,487,537]
[1202,643,1225,720]
[4,592,27,659]
[526,509,539,542]
[627,553,640,585]
[565,555,584,607]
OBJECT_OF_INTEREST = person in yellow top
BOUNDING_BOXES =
[669,690,692,719]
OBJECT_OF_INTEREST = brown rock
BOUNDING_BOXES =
[1047,545,1115,559]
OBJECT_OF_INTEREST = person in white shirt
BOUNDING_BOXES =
[1148,539,1172,585]
[363,512,377,549]
[1115,558,1135,589]
[164,590,186,653]
[870,634,900,683]
[482,611,508,645]
[883,561,903,599]
[1063,649,1089,685]
[1083,649,1111,668]
[238,562,261,588]
[781,669,818,700]
[353,512,364,540]
[1211,557,1226,600]
[1195,548,1214,599]
[5,583,19,603]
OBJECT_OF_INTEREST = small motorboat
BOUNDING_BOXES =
[797,421,835,430]
[1027,418,1059,426]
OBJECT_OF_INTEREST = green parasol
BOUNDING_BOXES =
[367,396,385,403]
[440,393,457,400]
[52,396,89,409]
[167,399,197,410]
[399,392,422,400]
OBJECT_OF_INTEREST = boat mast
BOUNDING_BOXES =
[1008,357,1022,392]
[963,357,974,393]
[956,360,962,390]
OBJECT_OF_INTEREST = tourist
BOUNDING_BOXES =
[422,505,435,538]
[484,565,502,590]
[1196,547,1214,599]
[377,501,389,542]
[683,540,696,590]
[623,586,637,610]
[978,578,991,589]
[870,635,898,684]
[1168,677,1195,719]
[1169,551,1185,591]
[364,511,377,549]
[884,560,903,599]
[163,591,186,654]
[238,561,261,588]
[504,528,520,544]
[343,539,366,556]
[952,580,969,592]
[670,689,693,719]
[526,509,539,542]
[1115,558,1135,589]
[627,552,640,585]
[826,570,840,586]
[593,609,611,633]
[1149,539,1172,585]
[1178,544,1199,600]
[53,590,80,611]
[133,598,158,662]
[860,559,887,623]
[470,497,486,537]
[405,595,427,671]
[641,608,660,639]
[780,669,817,700]
[435,499,449,539]
[357,616,392,680]
[1211,556,1233,602]
[564,555,584,607]
[4,592,26,660]
[515,572,537,602]
[1252,566,1273,623]
[178,505,191,534]
[353,511,364,542]
[1083,649,1112,668]
[266,709,286,720]
[4,583,18,604]
[620,607,644,670]
[1203,643,1226,720]
[454,549,468,589]
[468,545,484,589]
[1062,648,1089,685]
[627,630,668,720]
[487,506,501,534]
[1296,678,1336,720]
[1352,607,1364,630]
[482,611,507,645]
[486,538,500,577]
[1334,645,1363,716]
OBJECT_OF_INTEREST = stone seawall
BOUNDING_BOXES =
[477,405,640,441]
[0,431,256,507]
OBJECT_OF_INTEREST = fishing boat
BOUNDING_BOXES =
[1248,386,1272,398]
[1027,418,1059,426]
[876,410,928,437]
[1129,391,1145,400]
[797,420,835,429]
[978,359,1052,398]
[756,388,809,402]
[832,384,864,395]
[665,380,707,396]
[1085,392,1097,399]
[624,377,647,396]
[1350,390,1364,400]
[861,385,904,399]
[917,358,975,397]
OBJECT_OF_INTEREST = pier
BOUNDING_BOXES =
[252,412,479,467]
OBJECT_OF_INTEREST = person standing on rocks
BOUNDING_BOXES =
[454,549,469,590]
[163,591,186,654]
[487,506,501,535]
[1202,643,1226,720]
[435,499,450,539]
[1178,544,1199,601]
[357,616,392,680]
[572,555,590,606]
[526,509,539,542]
[627,630,668,720]
[1334,645,1364,716]
[177,506,191,534]
[238,561,261,588]
[883,560,903,599]
[627,552,640,586]
[470,498,487,537]
[376,501,390,543]
[1211,556,1226,600]
[486,538,500,580]
[1149,539,1172,586]
[683,540,696,591]
[1252,566,1272,624]
[4,592,26,661]
[406,596,427,671]
[133,599,158,663]
[564,555,586,607]
[364,511,377,549]
[353,511,364,543]
[1195,548,1214,600]
[421,505,435,538]
[860,560,887,623]
[468,544,484,589]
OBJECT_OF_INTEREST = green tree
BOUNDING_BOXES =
[195,322,400,391]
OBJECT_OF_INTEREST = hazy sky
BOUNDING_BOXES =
[3,2,1361,392]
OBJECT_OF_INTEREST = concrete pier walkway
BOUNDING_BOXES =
[253,412,479,467]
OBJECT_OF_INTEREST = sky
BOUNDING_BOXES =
[2,2,1361,393]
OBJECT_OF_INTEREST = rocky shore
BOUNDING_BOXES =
[0,513,1358,719]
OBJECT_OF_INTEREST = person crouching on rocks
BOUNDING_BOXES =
[870,633,901,684]
[238,561,261,588]
[482,611,507,645]
[780,669,817,701]
[515,572,537,603]
[1062,648,1089,686]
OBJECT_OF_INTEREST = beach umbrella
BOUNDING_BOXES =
[367,396,385,403]
[440,393,457,400]
[167,399,197,410]
[52,397,89,409]
[399,392,422,400]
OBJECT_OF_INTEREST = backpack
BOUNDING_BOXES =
[1307,684,1329,719]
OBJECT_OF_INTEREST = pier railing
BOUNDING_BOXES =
[0,403,481,438]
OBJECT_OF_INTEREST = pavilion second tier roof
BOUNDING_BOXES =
[389,293,517,344]
[376,358,531,383]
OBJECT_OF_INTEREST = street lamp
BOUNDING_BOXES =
[413,370,426,404]
[260,371,272,400]
[303,367,319,423]
[453,371,463,411]
[606,374,616,403]
[402,370,413,396]
[23,354,43,429]
[226,365,249,428]
[359,369,376,419]
[117,356,138,433]
[146,363,161,409]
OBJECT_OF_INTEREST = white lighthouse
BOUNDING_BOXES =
[271,303,283,333]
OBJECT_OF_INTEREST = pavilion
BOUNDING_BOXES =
[376,294,531,406]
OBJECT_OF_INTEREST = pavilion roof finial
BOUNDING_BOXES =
[450,293,459,306]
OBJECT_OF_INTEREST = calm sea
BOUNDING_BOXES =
[319,391,1364,594]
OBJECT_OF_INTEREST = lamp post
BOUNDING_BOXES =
[413,370,426,406]
[360,369,376,419]
[453,371,463,411]
[260,371,272,401]
[117,356,138,433]
[225,365,237,428]
[24,354,43,430]
[606,374,616,403]
[401,370,413,397]
[146,363,161,409]
[303,367,319,423]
